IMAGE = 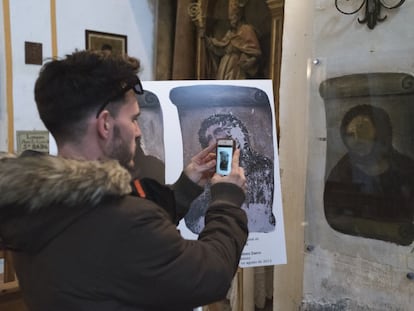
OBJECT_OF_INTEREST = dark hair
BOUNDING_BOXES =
[34,50,140,142]
[198,113,250,148]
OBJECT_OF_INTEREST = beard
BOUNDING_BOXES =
[108,125,135,170]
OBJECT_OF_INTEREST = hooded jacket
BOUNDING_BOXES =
[0,152,248,311]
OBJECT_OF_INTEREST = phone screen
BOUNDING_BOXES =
[216,139,234,176]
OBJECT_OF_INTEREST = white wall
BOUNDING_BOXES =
[1,0,156,152]
[9,0,51,135]
[56,0,156,80]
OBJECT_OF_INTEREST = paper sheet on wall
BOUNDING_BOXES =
[140,80,286,268]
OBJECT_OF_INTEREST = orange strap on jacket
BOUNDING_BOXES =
[133,179,146,198]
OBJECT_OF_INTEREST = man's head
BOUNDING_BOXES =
[35,50,143,169]
[340,104,392,158]
[228,0,242,28]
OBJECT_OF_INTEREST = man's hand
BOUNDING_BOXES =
[211,149,246,193]
[184,144,217,187]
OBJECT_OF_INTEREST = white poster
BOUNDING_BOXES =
[140,80,286,267]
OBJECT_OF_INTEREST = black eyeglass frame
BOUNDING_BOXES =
[95,76,144,118]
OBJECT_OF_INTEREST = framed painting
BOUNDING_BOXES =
[85,30,127,56]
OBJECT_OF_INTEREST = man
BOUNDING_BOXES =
[0,50,248,310]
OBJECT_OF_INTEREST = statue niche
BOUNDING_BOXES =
[189,0,272,80]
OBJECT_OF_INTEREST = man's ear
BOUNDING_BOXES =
[97,111,111,139]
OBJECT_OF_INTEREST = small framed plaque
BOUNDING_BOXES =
[85,30,127,56]
[25,41,43,65]
[16,131,49,154]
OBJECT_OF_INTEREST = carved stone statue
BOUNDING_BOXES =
[205,0,261,79]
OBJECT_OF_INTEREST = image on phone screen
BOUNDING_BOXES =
[216,144,233,175]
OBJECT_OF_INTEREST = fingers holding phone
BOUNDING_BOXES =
[212,143,246,193]
[184,143,217,186]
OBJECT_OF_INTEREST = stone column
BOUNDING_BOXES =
[155,0,176,80]
[266,0,284,137]
[172,0,196,79]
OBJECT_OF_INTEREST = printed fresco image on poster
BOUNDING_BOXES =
[170,84,275,234]
[130,90,166,184]
[139,80,286,267]
[320,73,414,246]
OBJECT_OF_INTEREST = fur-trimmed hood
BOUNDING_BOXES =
[0,151,132,252]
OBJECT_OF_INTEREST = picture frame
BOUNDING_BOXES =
[85,30,127,56]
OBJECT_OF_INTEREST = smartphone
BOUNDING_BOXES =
[216,138,235,176]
